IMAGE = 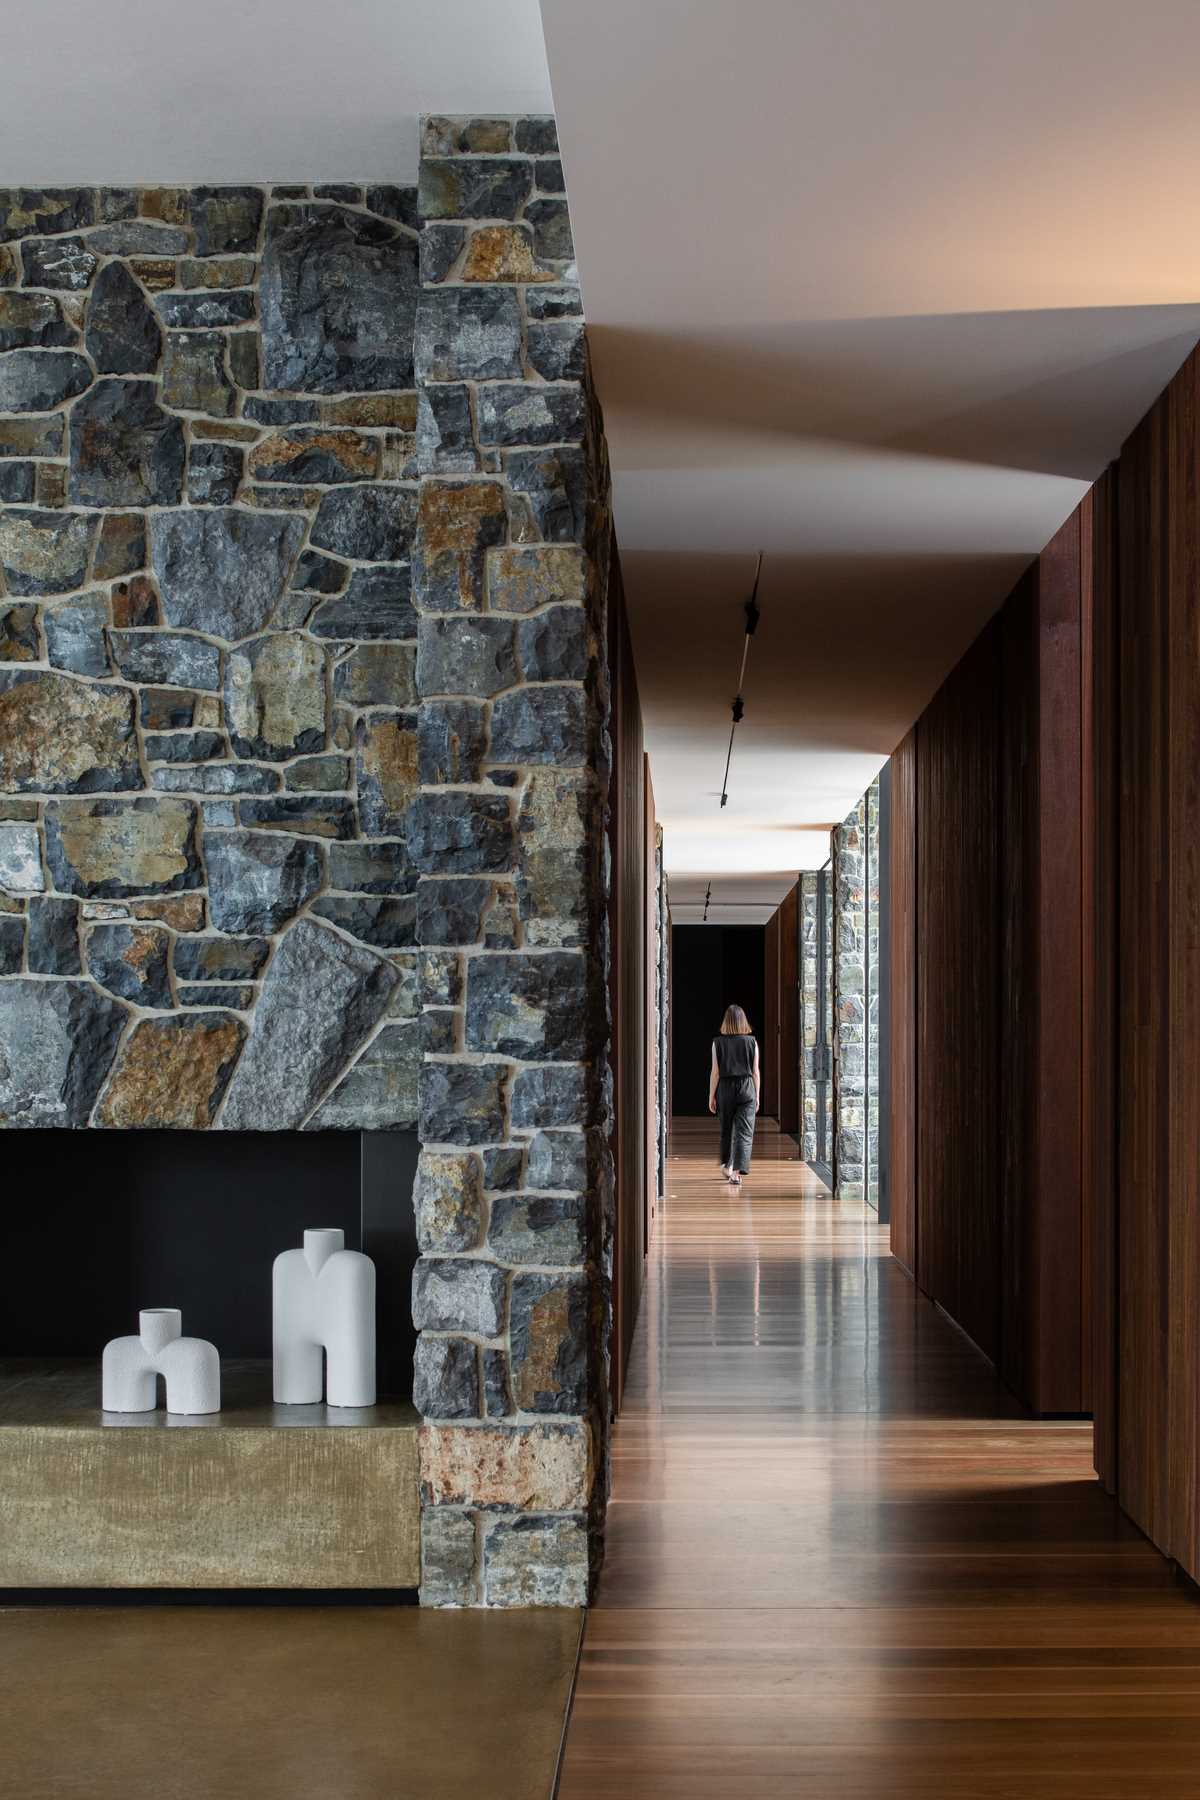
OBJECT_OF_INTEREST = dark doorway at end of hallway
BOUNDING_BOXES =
[671,924,765,1116]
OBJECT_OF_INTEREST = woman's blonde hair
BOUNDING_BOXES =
[720,1004,752,1036]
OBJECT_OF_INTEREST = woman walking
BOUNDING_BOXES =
[708,1004,760,1186]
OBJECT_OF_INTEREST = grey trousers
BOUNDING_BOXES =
[718,1076,757,1173]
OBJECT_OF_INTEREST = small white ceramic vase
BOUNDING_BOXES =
[102,1308,221,1415]
[273,1228,376,1407]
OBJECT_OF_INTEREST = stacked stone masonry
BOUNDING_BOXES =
[409,116,614,1610]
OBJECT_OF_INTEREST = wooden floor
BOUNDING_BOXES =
[558,1119,1200,1798]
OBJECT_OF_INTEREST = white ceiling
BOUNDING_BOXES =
[0,0,551,182]
[540,0,1200,921]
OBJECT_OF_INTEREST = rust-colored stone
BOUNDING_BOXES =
[356,713,418,836]
[141,187,188,225]
[96,1012,246,1129]
[110,574,160,627]
[417,481,508,612]
[418,1422,592,1512]
[247,429,379,486]
[130,893,206,931]
[128,257,177,292]
[0,672,139,794]
[320,393,417,430]
[461,225,554,285]
[190,420,261,444]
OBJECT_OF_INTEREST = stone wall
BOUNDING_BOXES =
[831,779,880,1203]
[798,870,819,1162]
[0,180,424,1130]
[407,117,614,1607]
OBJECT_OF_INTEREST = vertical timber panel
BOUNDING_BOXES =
[888,729,918,1279]
[778,883,800,1138]
[763,909,780,1119]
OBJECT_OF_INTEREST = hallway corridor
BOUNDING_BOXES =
[558,1122,1200,1798]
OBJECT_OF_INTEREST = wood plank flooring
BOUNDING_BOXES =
[557,1119,1200,1799]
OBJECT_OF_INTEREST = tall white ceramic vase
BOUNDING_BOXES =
[102,1308,221,1415]
[273,1228,376,1407]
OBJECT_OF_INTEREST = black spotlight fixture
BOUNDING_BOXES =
[719,551,763,810]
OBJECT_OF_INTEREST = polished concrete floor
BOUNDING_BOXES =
[0,1605,582,1800]
[558,1118,1200,1798]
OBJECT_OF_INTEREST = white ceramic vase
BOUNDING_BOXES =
[102,1308,221,1415]
[273,1228,376,1407]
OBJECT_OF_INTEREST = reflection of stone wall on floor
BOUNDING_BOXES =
[798,871,819,1162]
[0,181,423,1129]
[403,117,614,1609]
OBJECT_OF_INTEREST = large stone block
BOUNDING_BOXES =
[327,840,413,895]
[173,935,268,980]
[0,509,96,595]
[483,1515,587,1607]
[309,485,418,562]
[0,349,90,411]
[517,605,593,683]
[84,262,161,373]
[356,712,418,837]
[0,603,40,663]
[310,894,415,947]
[412,1258,506,1336]
[413,1336,480,1421]
[526,1128,599,1193]
[203,830,324,932]
[109,631,220,691]
[419,1421,590,1511]
[96,1012,246,1128]
[489,685,588,765]
[504,447,588,543]
[509,1271,589,1413]
[0,979,127,1127]
[0,818,43,892]
[151,509,306,639]
[420,1507,476,1607]
[476,383,584,448]
[0,671,140,793]
[332,643,416,709]
[417,614,515,699]
[416,876,492,947]
[515,769,596,946]
[406,791,513,874]
[44,797,200,897]
[247,428,378,485]
[42,595,110,677]
[309,567,416,641]
[509,1063,590,1131]
[161,329,236,416]
[0,187,95,241]
[466,951,591,1060]
[0,914,24,972]
[414,1149,484,1253]
[413,480,507,613]
[419,1059,507,1145]
[189,186,264,256]
[0,291,76,351]
[416,384,477,474]
[527,317,586,383]
[219,916,397,1129]
[460,224,554,285]
[86,921,172,1007]
[225,633,327,760]
[417,697,488,785]
[414,289,522,384]
[488,1193,586,1268]
[418,158,532,222]
[25,896,80,974]
[305,1019,419,1130]
[261,204,418,393]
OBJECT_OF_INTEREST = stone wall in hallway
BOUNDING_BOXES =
[407,117,615,1608]
[832,778,879,1204]
[0,180,424,1130]
[798,870,819,1162]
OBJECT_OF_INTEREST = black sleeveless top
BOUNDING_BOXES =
[713,1033,757,1079]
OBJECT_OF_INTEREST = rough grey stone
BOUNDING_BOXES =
[476,383,584,448]
[517,605,592,682]
[238,796,356,838]
[0,670,140,793]
[40,596,107,678]
[0,915,24,973]
[420,1508,476,1607]
[97,190,138,222]
[0,290,75,351]
[248,427,378,485]
[151,509,306,639]
[483,1348,512,1418]
[356,712,418,838]
[525,198,574,261]
[161,329,236,415]
[0,979,127,1128]
[416,877,492,947]
[0,349,91,412]
[88,222,189,255]
[285,754,351,792]
[177,982,253,1008]
[488,1193,586,1267]
[527,1127,599,1193]
[510,1063,589,1131]
[203,830,324,933]
[417,615,515,700]
[328,840,413,895]
[0,462,34,502]
[152,764,279,795]
[309,486,418,561]
[515,119,559,155]
[333,642,416,709]
[489,686,588,765]
[482,1146,525,1193]
[527,317,586,382]
[94,512,147,580]
[484,1515,587,1608]
[44,796,201,897]
[139,688,200,729]
[0,188,95,241]
[225,633,326,760]
[406,792,513,874]
[412,1257,506,1335]
[365,185,418,227]
[219,915,397,1129]
[187,440,243,505]
[414,288,523,384]
[466,950,591,1060]
[261,205,418,392]
[421,1008,457,1054]
[109,630,220,691]
[413,1336,480,1420]
[84,262,161,373]
[418,158,532,222]
[503,446,587,542]
[420,950,463,1009]
[291,548,348,593]
[418,697,489,787]
[0,818,42,892]
[0,600,40,658]
[157,290,256,330]
[525,286,582,322]
[304,1017,419,1130]
[417,384,478,474]
[310,894,415,948]
[309,567,416,640]
[514,768,597,947]
[68,379,185,507]
[535,158,566,194]
[143,729,224,763]
[0,415,64,458]
[419,1059,507,1146]
[509,1270,589,1412]
[87,921,172,1007]
[173,935,269,980]
[25,896,80,974]
[419,223,466,285]
[189,187,263,256]
[22,237,98,291]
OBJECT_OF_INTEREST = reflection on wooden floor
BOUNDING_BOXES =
[558,1118,1200,1798]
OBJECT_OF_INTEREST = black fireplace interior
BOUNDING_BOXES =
[1,1130,419,1401]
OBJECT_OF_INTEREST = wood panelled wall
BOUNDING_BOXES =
[607,552,649,1411]
[1091,343,1200,1579]
[762,910,780,1119]
[761,881,800,1134]
[888,507,1087,1413]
